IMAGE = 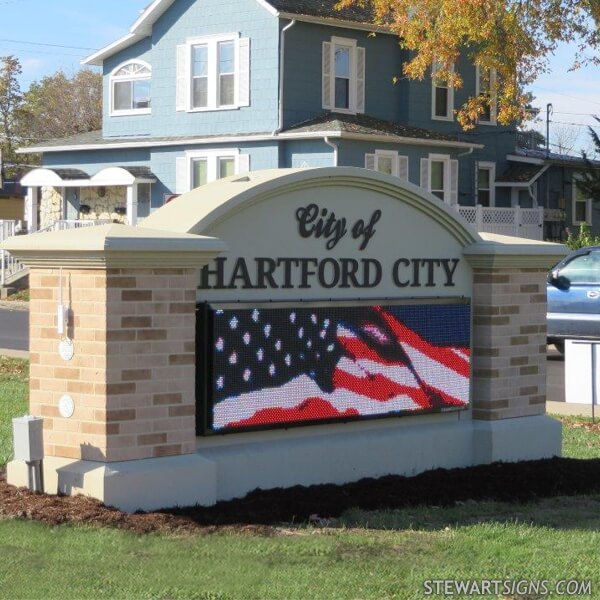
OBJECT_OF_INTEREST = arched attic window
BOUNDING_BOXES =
[111,61,151,115]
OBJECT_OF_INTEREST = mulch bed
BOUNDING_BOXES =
[2,457,600,535]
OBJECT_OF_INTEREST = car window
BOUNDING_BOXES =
[560,251,600,284]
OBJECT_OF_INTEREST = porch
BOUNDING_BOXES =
[21,166,156,233]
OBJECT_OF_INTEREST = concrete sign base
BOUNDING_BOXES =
[8,413,560,512]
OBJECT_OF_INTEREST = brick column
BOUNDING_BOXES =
[471,267,547,420]
[3,224,224,510]
[463,243,567,464]
[28,267,199,463]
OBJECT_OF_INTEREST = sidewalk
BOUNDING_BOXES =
[0,300,28,311]
[0,348,28,359]
[547,401,598,418]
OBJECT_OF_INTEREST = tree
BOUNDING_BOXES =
[20,68,102,143]
[578,120,600,202]
[0,55,24,177]
[338,0,600,130]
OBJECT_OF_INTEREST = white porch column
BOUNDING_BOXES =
[26,187,38,233]
[126,184,139,226]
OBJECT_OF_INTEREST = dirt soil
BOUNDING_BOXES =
[3,457,600,535]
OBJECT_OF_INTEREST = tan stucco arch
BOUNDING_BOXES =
[143,167,482,248]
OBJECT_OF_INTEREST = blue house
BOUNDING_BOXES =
[17,0,589,239]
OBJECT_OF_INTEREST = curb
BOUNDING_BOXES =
[0,301,29,311]
[0,348,29,359]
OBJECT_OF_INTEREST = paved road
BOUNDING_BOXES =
[0,306,29,351]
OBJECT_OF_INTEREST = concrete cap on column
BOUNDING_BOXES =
[464,232,568,269]
[0,223,227,269]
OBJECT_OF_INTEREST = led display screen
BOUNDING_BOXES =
[197,302,471,434]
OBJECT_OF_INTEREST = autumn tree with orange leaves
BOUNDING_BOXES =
[337,0,600,129]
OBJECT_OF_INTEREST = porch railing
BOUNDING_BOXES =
[1,219,111,286]
[455,205,544,241]
[0,220,25,286]
[37,219,112,234]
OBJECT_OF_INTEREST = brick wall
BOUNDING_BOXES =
[29,267,197,463]
[104,268,197,461]
[471,267,547,420]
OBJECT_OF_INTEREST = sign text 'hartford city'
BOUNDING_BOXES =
[199,204,461,291]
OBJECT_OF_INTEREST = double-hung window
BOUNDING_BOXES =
[110,61,151,115]
[476,66,497,125]
[431,61,454,121]
[365,150,409,181]
[176,150,250,193]
[573,179,592,225]
[477,162,496,207]
[420,154,459,205]
[191,45,209,108]
[177,34,250,112]
[322,36,366,113]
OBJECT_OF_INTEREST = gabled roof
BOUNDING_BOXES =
[83,0,383,66]
[280,113,484,149]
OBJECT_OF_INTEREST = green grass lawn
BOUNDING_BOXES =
[0,358,28,465]
[1,360,600,599]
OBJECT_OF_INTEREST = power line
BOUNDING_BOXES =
[0,38,98,51]
[531,87,600,108]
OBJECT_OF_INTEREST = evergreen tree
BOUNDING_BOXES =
[577,119,600,203]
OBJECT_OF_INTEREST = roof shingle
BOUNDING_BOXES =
[282,112,476,145]
[267,0,375,24]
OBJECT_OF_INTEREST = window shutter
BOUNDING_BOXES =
[398,156,409,181]
[450,159,459,205]
[356,46,366,113]
[237,37,251,107]
[322,41,332,109]
[175,157,187,194]
[420,158,430,190]
[490,68,498,122]
[365,153,376,171]
[176,45,188,111]
[238,153,251,174]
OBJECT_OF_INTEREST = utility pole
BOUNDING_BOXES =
[546,103,553,157]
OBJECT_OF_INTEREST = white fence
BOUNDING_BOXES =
[456,205,544,241]
[1,219,111,286]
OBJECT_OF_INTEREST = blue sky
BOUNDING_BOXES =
[1,0,598,154]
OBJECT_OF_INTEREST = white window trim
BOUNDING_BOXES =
[477,161,496,207]
[186,32,240,113]
[374,149,399,176]
[431,62,454,122]
[476,65,497,126]
[110,59,152,117]
[428,153,452,204]
[327,36,358,114]
[185,148,240,191]
[573,178,593,226]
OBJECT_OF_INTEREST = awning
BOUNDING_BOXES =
[21,166,156,188]
[495,163,549,188]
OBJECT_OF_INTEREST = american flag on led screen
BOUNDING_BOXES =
[204,303,470,432]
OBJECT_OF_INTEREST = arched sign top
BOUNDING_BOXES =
[143,167,481,247]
